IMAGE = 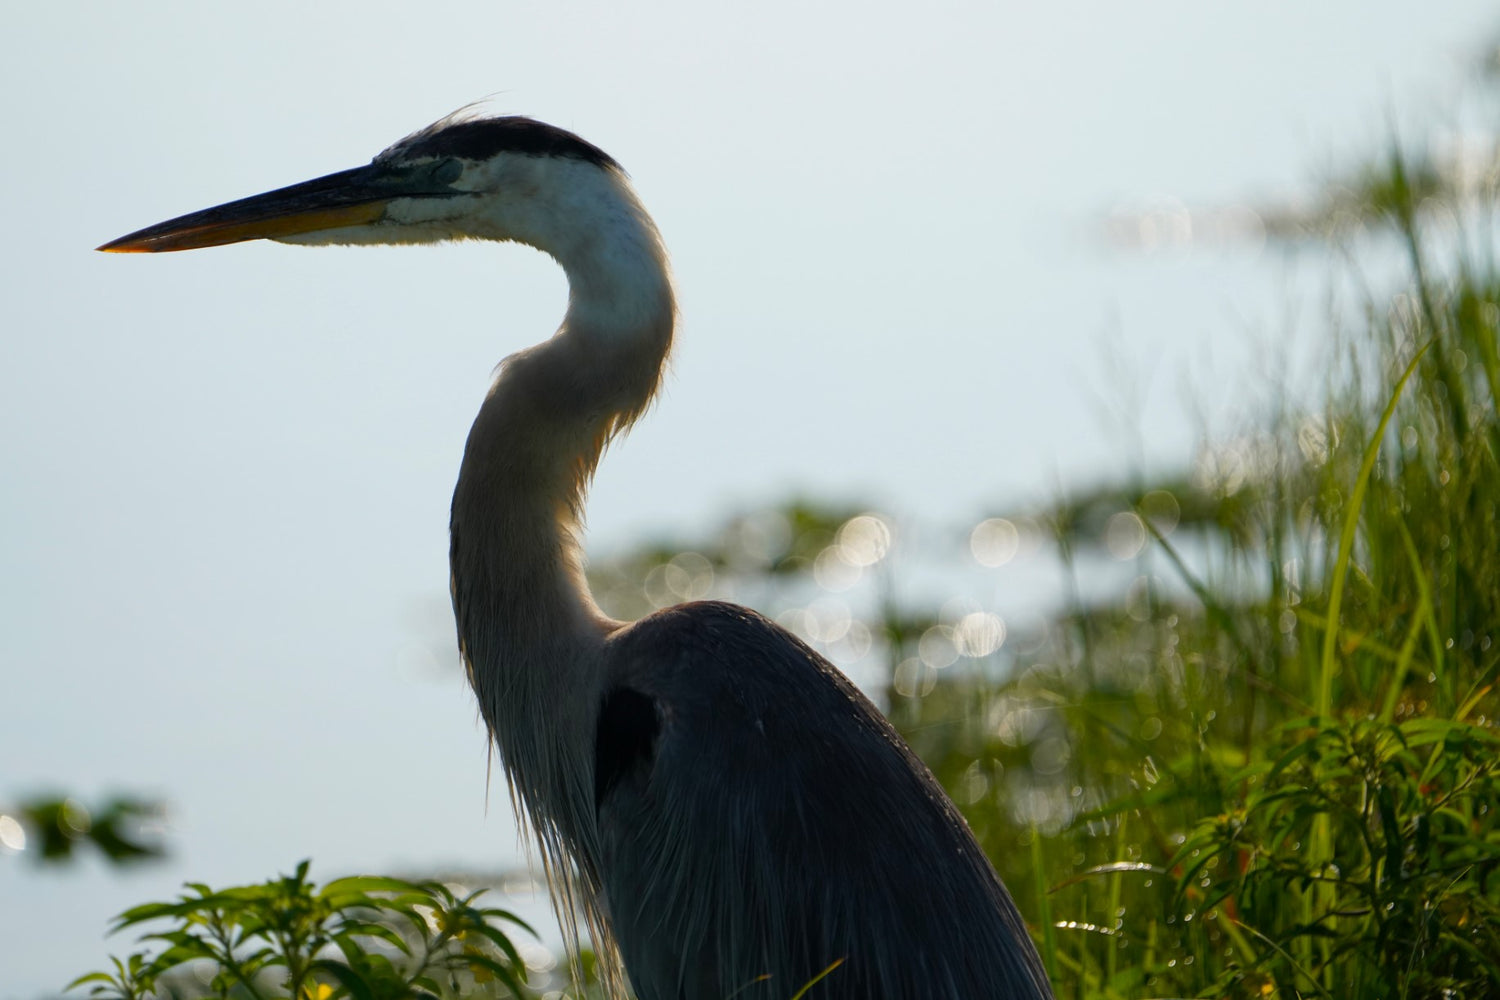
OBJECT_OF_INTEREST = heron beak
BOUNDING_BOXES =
[97,162,443,253]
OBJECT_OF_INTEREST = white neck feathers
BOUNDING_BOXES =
[448,153,675,856]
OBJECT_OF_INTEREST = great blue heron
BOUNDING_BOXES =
[101,112,1054,1000]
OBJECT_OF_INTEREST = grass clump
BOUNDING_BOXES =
[582,146,1500,997]
[877,158,1500,996]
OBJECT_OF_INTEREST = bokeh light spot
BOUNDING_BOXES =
[918,625,959,669]
[1031,736,1072,776]
[61,799,91,836]
[959,761,991,805]
[835,514,891,567]
[893,658,936,698]
[519,941,558,973]
[1297,419,1331,465]
[813,546,862,591]
[831,620,872,662]
[954,612,1006,657]
[643,551,715,607]
[805,598,852,644]
[1140,490,1180,535]
[0,815,25,852]
[1105,511,1147,560]
[970,518,1020,567]
[668,552,715,600]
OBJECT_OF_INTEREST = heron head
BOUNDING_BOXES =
[98,114,624,254]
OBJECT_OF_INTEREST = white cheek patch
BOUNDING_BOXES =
[274,226,394,247]
[275,196,473,247]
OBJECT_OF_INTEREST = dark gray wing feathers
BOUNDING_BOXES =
[597,601,1052,1000]
[595,687,660,810]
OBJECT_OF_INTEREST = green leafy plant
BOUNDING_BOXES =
[70,862,533,1000]
[1175,716,1500,997]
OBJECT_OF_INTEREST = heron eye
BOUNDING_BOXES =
[433,158,464,185]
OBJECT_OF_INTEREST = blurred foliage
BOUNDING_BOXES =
[1255,149,1456,243]
[71,862,538,1000]
[581,136,1500,1000]
[1,794,166,866]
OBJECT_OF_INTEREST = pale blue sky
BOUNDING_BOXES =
[2,2,1494,994]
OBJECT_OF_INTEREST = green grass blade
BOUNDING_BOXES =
[1378,516,1434,722]
[1316,341,1431,719]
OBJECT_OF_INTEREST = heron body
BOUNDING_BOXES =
[102,112,1053,1000]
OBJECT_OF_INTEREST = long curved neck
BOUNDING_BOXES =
[450,168,674,850]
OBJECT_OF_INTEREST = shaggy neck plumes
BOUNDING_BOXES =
[446,159,673,976]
